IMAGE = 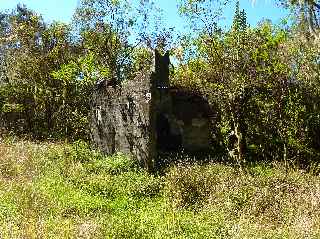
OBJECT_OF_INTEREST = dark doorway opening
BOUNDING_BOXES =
[156,113,182,151]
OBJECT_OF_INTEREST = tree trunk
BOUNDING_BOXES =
[234,121,246,167]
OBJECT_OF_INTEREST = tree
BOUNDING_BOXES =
[253,0,320,40]
[174,1,313,166]
[0,1,168,139]
[73,0,162,82]
[0,5,80,138]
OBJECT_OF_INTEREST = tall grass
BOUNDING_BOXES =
[0,139,320,238]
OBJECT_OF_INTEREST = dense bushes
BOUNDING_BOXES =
[0,1,155,140]
[0,1,319,166]
[173,3,320,165]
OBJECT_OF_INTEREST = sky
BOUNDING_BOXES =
[0,0,288,30]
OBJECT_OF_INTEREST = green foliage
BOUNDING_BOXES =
[232,1,247,31]
[174,1,320,166]
[0,2,164,140]
[1,103,24,113]
[278,0,320,40]
[0,6,81,138]
[0,0,319,168]
[73,0,161,81]
[165,163,224,208]
[1,140,320,238]
[1,0,320,237]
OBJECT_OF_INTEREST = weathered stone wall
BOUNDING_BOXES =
[156,89,214,152]
[90,50,216,169]
[90,72,156,170]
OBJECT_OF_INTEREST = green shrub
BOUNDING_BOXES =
[164,163,234,209]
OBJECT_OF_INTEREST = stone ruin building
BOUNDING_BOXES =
[90,50,216,170]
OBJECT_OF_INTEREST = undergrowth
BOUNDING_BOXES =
[0,139,320,238]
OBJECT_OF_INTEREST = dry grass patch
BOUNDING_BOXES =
[165,162,320,238]
[1,140,320,238]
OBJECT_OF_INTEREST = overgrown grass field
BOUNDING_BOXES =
[0,139,320,238]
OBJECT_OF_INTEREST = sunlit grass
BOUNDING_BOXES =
[0,139,320,238]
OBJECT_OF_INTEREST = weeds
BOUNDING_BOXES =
[0,140,320,238]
